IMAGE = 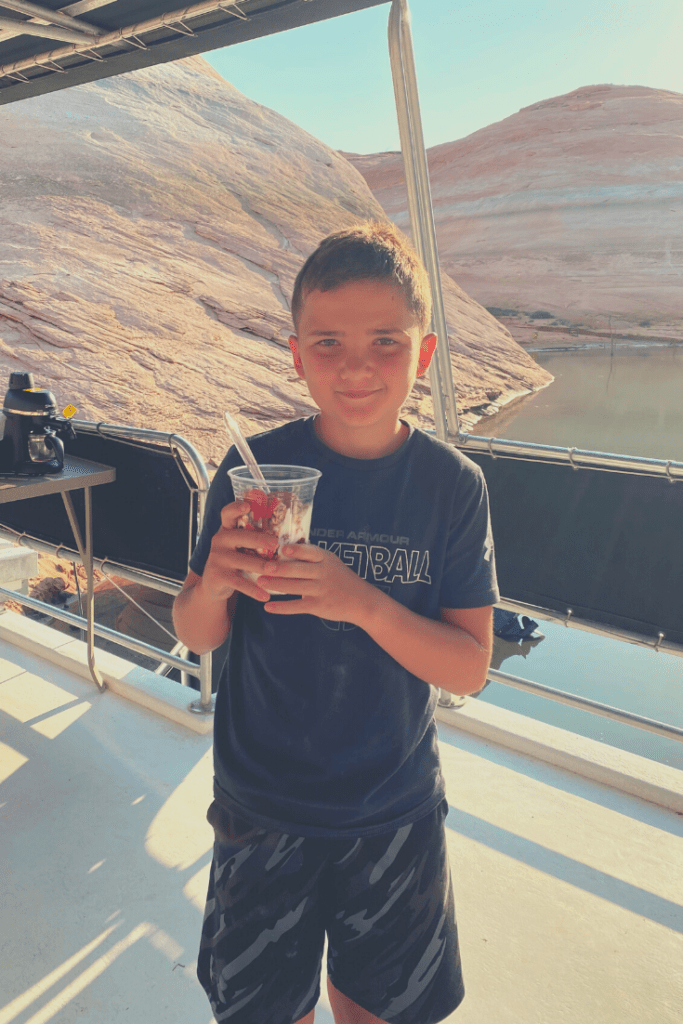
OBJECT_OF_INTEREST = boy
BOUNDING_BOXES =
[173,222,499,1024]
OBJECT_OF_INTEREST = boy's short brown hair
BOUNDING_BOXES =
[291,221,432,332]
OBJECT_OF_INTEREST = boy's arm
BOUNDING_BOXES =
[361,597,492,696]
[339,588,493,696]
[172,570,238,656]
[258,546,493,695]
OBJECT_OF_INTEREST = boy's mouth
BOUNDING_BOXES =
[338,389,378,399]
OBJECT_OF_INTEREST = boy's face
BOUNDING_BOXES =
[289,280,436,455]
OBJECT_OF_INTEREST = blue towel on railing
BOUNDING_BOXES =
[494,608,541,642]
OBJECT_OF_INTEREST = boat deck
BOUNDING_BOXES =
[2,620,682,1024]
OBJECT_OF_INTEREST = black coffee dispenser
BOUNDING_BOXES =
[0,372,76,475]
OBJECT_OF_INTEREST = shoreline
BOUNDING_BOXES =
[494,317,683,353]
[462,378,554,433]
[526,340,683,353]
[462,341,683,459]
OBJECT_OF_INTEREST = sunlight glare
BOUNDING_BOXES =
[0,740,28,785]
[31,701,91,738]
[183,860,212,912]
[0,924,119,1024]
[145,747,213,870]
[17,924,154,1024]
[149,927,184,962]
[0,674,82,723]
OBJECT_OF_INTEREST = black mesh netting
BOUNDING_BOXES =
[0,430,198,583]
[462,450,683,648]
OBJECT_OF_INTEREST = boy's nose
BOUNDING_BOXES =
[340,352,372,375]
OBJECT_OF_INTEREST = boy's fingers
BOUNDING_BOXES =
[231,552,276,574]
[259,558,318,579]
[211,534,273,565]
[279,543,323,561]
[264,597,314,614]
[216,562,272,601]
[226,535,278,559]
[257,576,316,595]
[232,579,271,602]
[215,520,278,556]
[219,501,250,529]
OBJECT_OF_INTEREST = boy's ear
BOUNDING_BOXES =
[288,336,306,379]
[416,333,438,377]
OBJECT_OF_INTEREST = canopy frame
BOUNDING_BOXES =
[0,0,389,102]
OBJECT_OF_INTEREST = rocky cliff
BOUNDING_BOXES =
[345,85,683,351]
[0,56,550,467]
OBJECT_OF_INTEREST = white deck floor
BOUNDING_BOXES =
[2,629,682,1024]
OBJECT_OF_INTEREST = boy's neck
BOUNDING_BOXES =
[313,415,409,460]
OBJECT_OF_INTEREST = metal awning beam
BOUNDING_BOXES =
[0,1,111,42]
[0,14,100,43]
[0,1,390,101]
[61,1,113,13]
[0,0,248,77]
[0,0,103,34]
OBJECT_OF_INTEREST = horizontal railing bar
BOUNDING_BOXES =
[0,527,182,595]
[487,667,683,743]
[0,585,199,677]
[452,432,683,481]
[2,589,680,737]
[496,598,681,659]
[72,418,211,518]
[154,639,187,675]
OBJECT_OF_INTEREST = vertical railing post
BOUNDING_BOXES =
[388,0,461,441]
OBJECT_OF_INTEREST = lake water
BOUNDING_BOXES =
[467,345,683,771]
[476,344,683,462]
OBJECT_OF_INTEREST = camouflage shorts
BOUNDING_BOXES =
[197,797,464,1024]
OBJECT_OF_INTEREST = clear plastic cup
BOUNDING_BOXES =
[228,465,322,587]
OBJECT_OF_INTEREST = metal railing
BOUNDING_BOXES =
[388,0,460,440]
[77,419,214,712]
[454,433,683,481]
[0,0,678,746]
[0,527,183,595]
[73,418,212,523]
[0,420,215,714]
[484,666,683,744]
[434,640,683,746]
[0,583,199,676]
[388,1,683,489]
[497,597,681,659]
[386,4,683,747]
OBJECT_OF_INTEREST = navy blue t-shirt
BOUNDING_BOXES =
[190,415,499,837]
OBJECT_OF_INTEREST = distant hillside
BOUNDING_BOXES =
[0,56,550,464]
[344,84,683,351]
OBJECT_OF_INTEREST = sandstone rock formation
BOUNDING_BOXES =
[0,56,550,470]
[345,85,683,351]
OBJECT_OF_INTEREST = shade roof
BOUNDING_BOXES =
[0,0,388,104]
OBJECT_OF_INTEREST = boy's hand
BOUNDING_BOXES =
[200,501,278,604]
[258,545,373,623]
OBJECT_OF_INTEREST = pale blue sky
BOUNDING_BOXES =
[204,0,683,153]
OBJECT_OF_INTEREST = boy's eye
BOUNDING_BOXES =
[375,337,398,346]
[316,338,339,348]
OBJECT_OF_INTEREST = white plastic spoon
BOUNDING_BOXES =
[223,412,270,493]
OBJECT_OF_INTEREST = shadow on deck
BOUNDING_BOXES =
[1,636,682,1024]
